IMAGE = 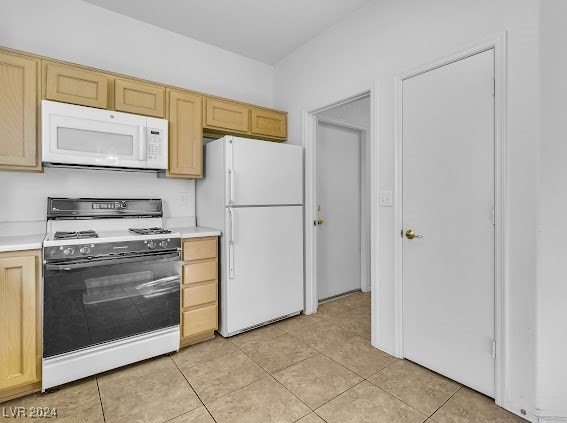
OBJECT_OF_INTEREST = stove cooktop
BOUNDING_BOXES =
[128,227,172,235]
[54,230,99,240]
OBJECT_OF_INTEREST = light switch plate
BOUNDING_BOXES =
[379,191,393,207]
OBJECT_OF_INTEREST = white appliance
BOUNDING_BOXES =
[41,100,168,171]
[197,136,304,337]
[42,198,181,390]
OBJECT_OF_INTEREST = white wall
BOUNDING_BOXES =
[318,97,370,128]
[537,0,567,418]
[0,0,274,228]
[275,0,539,418]
[0,167,195,223]
[0,0,274,107]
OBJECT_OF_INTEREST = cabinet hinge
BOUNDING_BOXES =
[492,78,496,96]
[491,207,495,225]
[492,340,496,359]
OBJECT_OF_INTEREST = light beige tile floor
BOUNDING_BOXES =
[1,291,526,423]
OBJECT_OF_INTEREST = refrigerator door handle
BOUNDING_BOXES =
[227,169,234,206]
[228,207,235,279]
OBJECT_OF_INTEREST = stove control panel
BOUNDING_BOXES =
[44,238,181,262]
[79,246,92,255]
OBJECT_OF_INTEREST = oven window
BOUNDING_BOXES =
[43,255,180,358]
[57,127,134,156]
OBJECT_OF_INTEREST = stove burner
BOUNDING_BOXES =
[54,230,99,240]
[128,227,172,235]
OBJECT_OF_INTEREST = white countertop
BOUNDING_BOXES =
[0,234,46,253]
[0,226,219,252]
[168,226,221,239]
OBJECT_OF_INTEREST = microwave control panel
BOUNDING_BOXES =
[146,126,168,169]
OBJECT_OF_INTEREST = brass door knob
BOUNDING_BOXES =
[405,229,422,239]
[317,218,324,225]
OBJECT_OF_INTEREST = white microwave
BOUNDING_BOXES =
[41,100,168,171]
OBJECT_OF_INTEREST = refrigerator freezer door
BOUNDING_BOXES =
[225,205,303,335]
[227,137,303,206]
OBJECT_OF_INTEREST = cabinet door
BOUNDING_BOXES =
[204,97,249,133]
[0,254,39,390]
[167,89,203,178]
[44,62,108,108]
[0,51,39,169]
[114,78,165,118]
[251,108,287,139]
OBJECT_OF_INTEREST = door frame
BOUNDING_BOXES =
[393,32,508,406]
[303,90,374,321]
[315,116,369,300]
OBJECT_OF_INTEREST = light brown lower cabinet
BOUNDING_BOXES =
[0,250,42,403]
[180,237,218,347]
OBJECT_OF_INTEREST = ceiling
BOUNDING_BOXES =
[80,0,370,64]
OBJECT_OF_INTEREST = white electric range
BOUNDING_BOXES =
[42,198,182,391]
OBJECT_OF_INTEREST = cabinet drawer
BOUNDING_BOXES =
[251,109,287,139]
[204,98,249,133]
[44,62,108,108]
[182,304,217,338]
[183,238,217,261]
[182,282,216,308]
[183,261,217,285]
[115,78,165,118]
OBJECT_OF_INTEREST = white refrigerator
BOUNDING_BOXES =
[196,136,304,336]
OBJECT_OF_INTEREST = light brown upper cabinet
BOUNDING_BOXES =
[251,108,287,139]
[44,61,109,109]
[203,97,250,133]
[0,250,41,400]
[0,50,40,171]
[167,89,203,178]
[114,78,165,118]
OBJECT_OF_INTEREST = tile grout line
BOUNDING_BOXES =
[228,336,314,414]
[170,344,237,378]
[363,355,400,380]
[363,358,465,419]
[428,385,464,420]
[311,378,368,415]
[167,355,213,421]
[181,293,371,422]
[95,377,107,423]
[363,373,450,419]
[202,375,272,414]
[280,323,380,380]
[276,297,434,419]
[230,324,373,417]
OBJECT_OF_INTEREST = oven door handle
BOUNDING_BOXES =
[45,251,180,271]
[137,274,180,288]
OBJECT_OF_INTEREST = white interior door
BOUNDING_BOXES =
[228,137,303,206]
[402,49,495,396]
[226,205,303,334]
[316,122,361,300]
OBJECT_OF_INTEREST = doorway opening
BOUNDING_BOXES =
[304,92,373,343]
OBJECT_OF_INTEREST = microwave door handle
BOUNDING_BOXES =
[139,127,146,161]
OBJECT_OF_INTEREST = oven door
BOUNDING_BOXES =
[41,100,148,169]
[43,251,180,358]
